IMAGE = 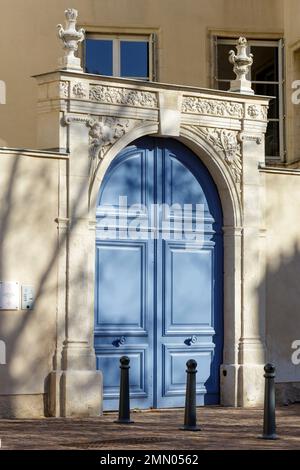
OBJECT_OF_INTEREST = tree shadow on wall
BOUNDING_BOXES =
[0,149,99,418]
[258,240,300,404]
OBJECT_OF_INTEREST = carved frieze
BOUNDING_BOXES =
[246,104,268,121]
[187,126,242,183]
[182,97,244,118]
[89,85,158,108]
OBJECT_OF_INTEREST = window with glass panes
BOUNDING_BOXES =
[85,34,156,81]
[214,38,285,161]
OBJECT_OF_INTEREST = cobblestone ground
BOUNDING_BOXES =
[0,405,299,450]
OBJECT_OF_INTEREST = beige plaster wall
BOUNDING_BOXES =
[0,0,283,148]
[1,1,300,414]
[0,152,60,416]
[264,170,300,384]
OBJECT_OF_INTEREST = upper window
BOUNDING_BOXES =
[214,38,285,161]
[85,34,156,81]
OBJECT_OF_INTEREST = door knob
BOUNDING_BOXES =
[112,336,126,347]
[184,335,197,346]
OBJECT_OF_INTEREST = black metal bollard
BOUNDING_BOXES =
[180,359,201,431]
[114,356,134,424]
[261,363,278,439]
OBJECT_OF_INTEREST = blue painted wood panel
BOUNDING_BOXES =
[95,243,146,332]
[95,137,223,410]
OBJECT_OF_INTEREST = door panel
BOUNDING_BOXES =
[95,137,223,410]
[94,240,153,409]
[95,242,149,332]
[164,243,213,330]
[95,345,151,410]
[100,151,147,208]
[166,155,208,207]
[94,146,154,410]
[161,347,214,402]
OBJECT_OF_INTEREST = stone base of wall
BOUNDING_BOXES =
[276,382,300,405]
[0,394,46,418]
[1,384,298,418]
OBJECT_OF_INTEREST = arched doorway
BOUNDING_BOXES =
[94,137,223,410]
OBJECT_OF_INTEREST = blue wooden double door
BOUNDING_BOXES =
[94,138,223,410]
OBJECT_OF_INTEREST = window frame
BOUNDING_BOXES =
[84,33,157,81]
[214,37,285,162]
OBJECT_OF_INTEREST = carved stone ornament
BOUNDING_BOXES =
[57,8,85,71]
[229,37,254,95]
[247,104,269,121]
[72,82,88,98]
[187,126,242,183]
[261,105,268,120]
[89,117,130,161]
[89,85,158,108]
[63,114,95,126]
[238,133,263,145]
[182,96,244,118]
[59,81,69,98]
[88,117,134,181]
[247,104,260,118]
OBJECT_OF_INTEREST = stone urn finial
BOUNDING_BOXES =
[228,37,254,95]
[57,8,85,72]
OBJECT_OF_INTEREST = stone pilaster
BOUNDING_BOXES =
[237,119,267,406]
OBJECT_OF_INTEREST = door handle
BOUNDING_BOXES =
[112,336,126,347]
[184,335,197,346]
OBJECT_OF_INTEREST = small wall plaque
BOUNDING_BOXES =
[21,285,35,310]
[0,281,20,310]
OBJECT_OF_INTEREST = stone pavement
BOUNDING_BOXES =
[0,405,299,450]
